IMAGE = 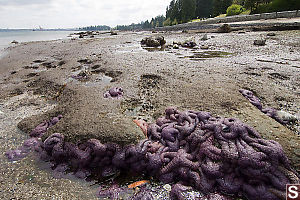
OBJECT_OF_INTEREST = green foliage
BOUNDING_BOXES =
[226,4,244,16]
[115,15,165,30]
[232,0,246,5]
[253,3,271,13]
[213,0,233,16]
[172,18,179,25]
[163,18,179,26]
[267,0,300,12]
[195,0,213,18]
[240,9,251,14]
[166,0,197,24]
[244,0,258,11]
[181,0,197,22]
[79,25,110,31]
[252,0,300,13]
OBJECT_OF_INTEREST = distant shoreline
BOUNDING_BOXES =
[0,29,79,32]
[0,30,79,54]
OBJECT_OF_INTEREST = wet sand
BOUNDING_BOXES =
[0,26,299,199]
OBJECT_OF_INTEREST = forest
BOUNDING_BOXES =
[78,25,111,31]
[165,0,300,25]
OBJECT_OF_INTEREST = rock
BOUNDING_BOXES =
[254,39,266,46]
[201,34,208,41]
[277,110,298,123]
[79,34,84,38]
[58,60,66,66]
[200,45,209,50]
[295,112,300,120]
[141,36,166,47]
[163,184,172,192]
[217,24,232,33]
[182,41,197,48]
[182,30,188,33]
[111,32,118,35]
[173,44,179,49]
[71,70,90,80]
[11,40,19,44]
[152,30,157,33]
[267,33,276,36]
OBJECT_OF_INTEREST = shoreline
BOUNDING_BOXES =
[0,26,299,199]
[0,30,78,54]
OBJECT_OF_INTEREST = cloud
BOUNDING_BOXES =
[0,0,171,28]
[0,0,52,6]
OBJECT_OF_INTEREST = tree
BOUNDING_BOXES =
[181,0,197,22]
[165,0,197,23]
[79,25,111,31]
[232,0,246,5]
[244,0,272,12]
[226,4,244,16]
[166,0,179,21]
[142,20,151,29]
[195,0,213,18]
[244,0,259,11]
[213,0,233,16]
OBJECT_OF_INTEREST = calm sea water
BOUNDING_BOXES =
[0,30,76,55]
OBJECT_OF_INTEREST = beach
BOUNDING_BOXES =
[0,21,299,199]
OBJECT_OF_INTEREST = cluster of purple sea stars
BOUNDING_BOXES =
[103,87,124,99]
[239,89,290,124]
[5,115,62,161]
[6,108,299,200]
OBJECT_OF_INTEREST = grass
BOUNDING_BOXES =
[240,9,251,15]
[189,9,251,23]
[215,14,227,18]
[191,19,202,22]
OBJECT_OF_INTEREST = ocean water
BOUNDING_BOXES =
[0,30,76,55]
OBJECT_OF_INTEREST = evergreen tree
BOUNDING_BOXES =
[213,0,233,16]
[166,0,178,20]
[181,0,197,22]
[142,20,151,29]
[195,0,213,18]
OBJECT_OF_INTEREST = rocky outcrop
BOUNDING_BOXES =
[141,36,166,47]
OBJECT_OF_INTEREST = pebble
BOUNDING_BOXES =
[201,34,208,40]
[254,39,266,46]
[277,110,298,123]
[200,45,209,50]
[163,184,172,192]
[173,44,179,49]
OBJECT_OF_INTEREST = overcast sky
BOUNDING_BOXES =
[0,0,171,29]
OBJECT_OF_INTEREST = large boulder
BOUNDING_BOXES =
[217,24,232,33]
[141,36,166,47]
[17,78,145,145]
